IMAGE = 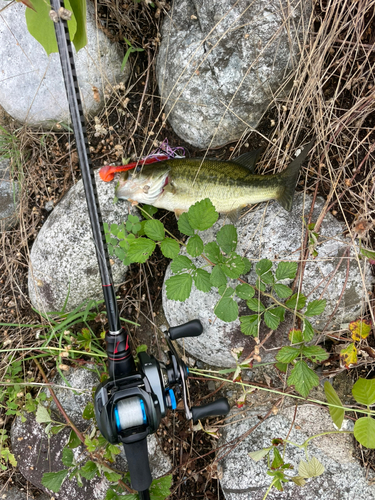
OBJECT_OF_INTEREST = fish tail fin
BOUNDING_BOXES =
[277,139,315,211]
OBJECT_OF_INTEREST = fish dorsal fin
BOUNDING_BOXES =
[232,148,265,173]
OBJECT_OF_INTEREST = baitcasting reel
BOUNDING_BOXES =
[94,319,230,494]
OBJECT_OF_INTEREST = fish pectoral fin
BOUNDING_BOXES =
[163,181,177,195]
[225,207,242,223]
[128,199,139,206]
[174,208,186,219]
[233,148,265,173]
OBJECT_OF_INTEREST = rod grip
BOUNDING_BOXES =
[122,438,152,492]
[191,398,230,423]
[168,320,203,340]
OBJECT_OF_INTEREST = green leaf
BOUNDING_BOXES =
[352,378,375,406]
[216,225,237,253]
[69,0,87,52]
[41,470,69,492]
[177,212,195,236]
[187,198,218,231]
[275,261,298,281]
[80,460,98,480]
[273,284,292,299]
[354,417,375,449]
[214,288,238,322]
[276,346,300,364]
[272,306,285,322]
[255,259,272,276]
[240,315,259,337]
[271,448,284,469]
[235,284,255,300]
[26,0,77,56]
[160,238,180,259]
[36,405,52,424]
[248,447,272,462]
[62,447,74,468]
[193,269,212,292]
[165,274,193,302]
[127,238,156,263]
[82,401,95,420]
[210,265,227,288]
[324,382,345,429]
[126,214,141,234]
[144,220,165,241]
[220,254,245,279]
[246,298,265,313]
[170,255,194,273]
[275,362,288,373]
[104,471,122,482]
[287,360,319,397]
[305,299,326,317]
[186,235,204,257]
[298,457,325,478]
[110,223,119,236]
[360,247,375,260]
[303,319,315,341]
[241,256,252,274]
[103,222,109,233]
[204,242,221,264]
[149,474,173,500]
[67,430,81,449]
[264,310,281,330]
[285,293,307,310]
[288,329,304,343]
[302,345,329,363]
[141,204,158,219]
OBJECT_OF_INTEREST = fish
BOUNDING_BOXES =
[115,140,314,220]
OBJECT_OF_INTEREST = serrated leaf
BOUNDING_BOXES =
[271,448,284,469]
[246,298,265,313]
[272,306,285,322]
[349,319,372,341]
[303,319,314,341]
[235,284,255,300]
[193,269,212,292]
[216,225,237,253]
[302,345,329,363]
[104,471,122,482]
[214,290,238,322]
[264,310,281,330]
[80,460,98,480]
[261,271,274,284]
[220,253,245,279]
[210,265,227,287]
[188,198,218,231]
[287,360,319,397]
[127,238,156,263]
[36,404,52,424]
[62,447,74,467]
[166,274,193,302]
[240,315,259,336]
[275,261,298,280]
[288,329,304,343]
[67,430,81,449]
[354,417,375,449]
[340,343,357,368]
[41,470,69,492]
[141,204,158,219]
[276,346,300,364]
[298,457,325,478]
[291,476,306,487]
[352,378,375,406]
[248,447,272,462]
[305,299,326,317]
[275,362,288,373]
[144,219,165,241]
[177,212,195,236]
[285,293,307,310]
[204,242,221,264]
[241,256,252,274]
[186,234,204,257]
[170,255,194,273]
[160,238,180,259]
[324,382,345,429]
[82,401,95,420]
[273,284,292,299]
[255,259,272,276]
[149,474,173,500]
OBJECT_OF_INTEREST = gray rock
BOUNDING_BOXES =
[11,366,171,500]
[0,1,130,127]
[0,487,50,500]
[28,171,134,313]
[162,194,373,367]
[218,404,375,499]
[0,157,19,230]
[156,0,310,148]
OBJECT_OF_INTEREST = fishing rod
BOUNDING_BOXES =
[50,2,230,498]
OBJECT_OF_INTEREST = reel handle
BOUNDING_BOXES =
[191,397,230,423]
[169,319,203,340]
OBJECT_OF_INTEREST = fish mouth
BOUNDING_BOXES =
[115,170,169,205]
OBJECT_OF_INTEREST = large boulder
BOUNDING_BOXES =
[0,1,129,127]
[156,0,311,148]
[28,171,135,313]
[162,194,373,367]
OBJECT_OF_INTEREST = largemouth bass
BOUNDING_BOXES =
[115,140,314,219]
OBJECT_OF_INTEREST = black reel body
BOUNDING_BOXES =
[94,320,230,492]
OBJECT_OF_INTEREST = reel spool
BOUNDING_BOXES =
[115,397,147,431]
